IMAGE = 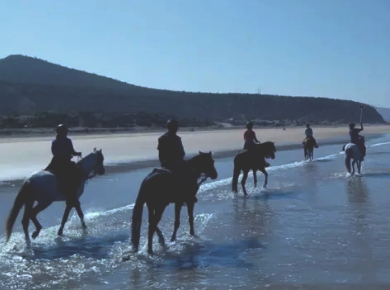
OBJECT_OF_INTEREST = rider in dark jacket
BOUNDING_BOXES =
[46,124,82,206]
[349,122,366,158]
[157,119,185,173]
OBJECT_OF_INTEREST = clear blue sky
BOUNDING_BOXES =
[1,0,389,107]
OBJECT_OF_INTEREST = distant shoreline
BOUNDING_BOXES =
[0,123,388,140]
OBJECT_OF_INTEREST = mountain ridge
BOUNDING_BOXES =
[0,54,385,127]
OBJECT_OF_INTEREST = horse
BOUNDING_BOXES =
[303,137,316,161]
[5,148,105,246]
[342,137,366,175]
[131,151,218,254]
[232,141,276,195]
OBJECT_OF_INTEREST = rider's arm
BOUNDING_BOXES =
[178,137,185,159]
[157,138,165,162]
[253,131,260,143]
[68,139,82,156]
[359,123,364,131]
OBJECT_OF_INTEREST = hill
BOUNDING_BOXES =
[0,54,385,129]
[375,107,390,122]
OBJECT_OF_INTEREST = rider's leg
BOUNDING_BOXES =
[313,137,319,148]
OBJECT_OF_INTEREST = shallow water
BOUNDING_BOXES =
[1,136,390,289]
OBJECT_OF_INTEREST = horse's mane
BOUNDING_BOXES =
[257,141,276,152]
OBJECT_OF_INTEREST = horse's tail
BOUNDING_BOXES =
[131,185,147,251]
[6,180,30,243]
[232,157,241,193]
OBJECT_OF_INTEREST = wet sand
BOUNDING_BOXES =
[0,125,388,182]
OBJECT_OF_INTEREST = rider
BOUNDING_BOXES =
[349,122,366,157]
[157,119,186,173]
[157,119,199,203]
[243,121,270,167]
[46,124,82,206]
[302,124,319,148]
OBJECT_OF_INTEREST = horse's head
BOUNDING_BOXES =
[256,141,276,160]
[94,148,105,175]
[79,147,105,177]
[189,151,218,180]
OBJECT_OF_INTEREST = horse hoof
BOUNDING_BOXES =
[158,238,165,246]
[31,231,40,240]
[190,231,195,236]
[170,237,176,243]
[148,249,154,255]
[82,223,87,230]
[57,229,63,236]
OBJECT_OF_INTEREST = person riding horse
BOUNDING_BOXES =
[157,119,198,202]
[349,122,366,159]
[157,119,186,172]
[45,124,83,206]
[243,121,270,167]
[302,124,319,148]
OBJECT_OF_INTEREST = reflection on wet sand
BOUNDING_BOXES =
[345,178,376,283]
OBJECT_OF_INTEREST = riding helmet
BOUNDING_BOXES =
[246,121,254,129]
[349,123,355,129]
[56,124,69,134]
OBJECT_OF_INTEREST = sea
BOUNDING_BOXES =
[1,135,390,289]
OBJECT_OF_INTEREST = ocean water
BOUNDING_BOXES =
[1,136,390,289]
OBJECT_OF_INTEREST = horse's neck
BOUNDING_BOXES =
[78,154,96,177]
[185,158,201,178]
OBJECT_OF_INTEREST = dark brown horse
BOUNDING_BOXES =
[303,137,316,161]
[232,142,276,195]
[131,151,218,254]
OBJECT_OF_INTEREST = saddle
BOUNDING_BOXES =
[154,163,198,204]
[45,158,83,194]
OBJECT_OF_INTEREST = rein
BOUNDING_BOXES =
[76,154,100,185]
[186,159,211,187]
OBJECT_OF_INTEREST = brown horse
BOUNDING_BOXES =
[131,151,218,254]
[303,137,316,161]
[232,142,276,195]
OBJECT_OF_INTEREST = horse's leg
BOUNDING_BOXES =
[241,169,249,195]
[187,201,195,236]
[259,168,268,188]
[30,201,52,239]
[148,205,165,254]
[351,160,356,175]
[155,226,165,246]
[357,159,362,174]
[345,156,352,173]
[22,199,34,247]
[74,200,87,230]
[171,202,182,242]
[253,169,257,188]
[147,204,155,254]
[57,204,73,236]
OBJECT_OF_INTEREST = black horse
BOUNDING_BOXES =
[232,142,276,195]
[303,137,316,161]
[131,151,218,254]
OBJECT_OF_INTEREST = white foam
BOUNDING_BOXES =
[198,152,339,192]
[367,141,390,148]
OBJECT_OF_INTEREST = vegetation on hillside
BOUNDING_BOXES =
[0,55,385,128]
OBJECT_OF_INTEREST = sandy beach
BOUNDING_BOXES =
[0,124,388,181]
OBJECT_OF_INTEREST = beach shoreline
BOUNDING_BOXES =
[0,123,388,141]
[0,125,387,186]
